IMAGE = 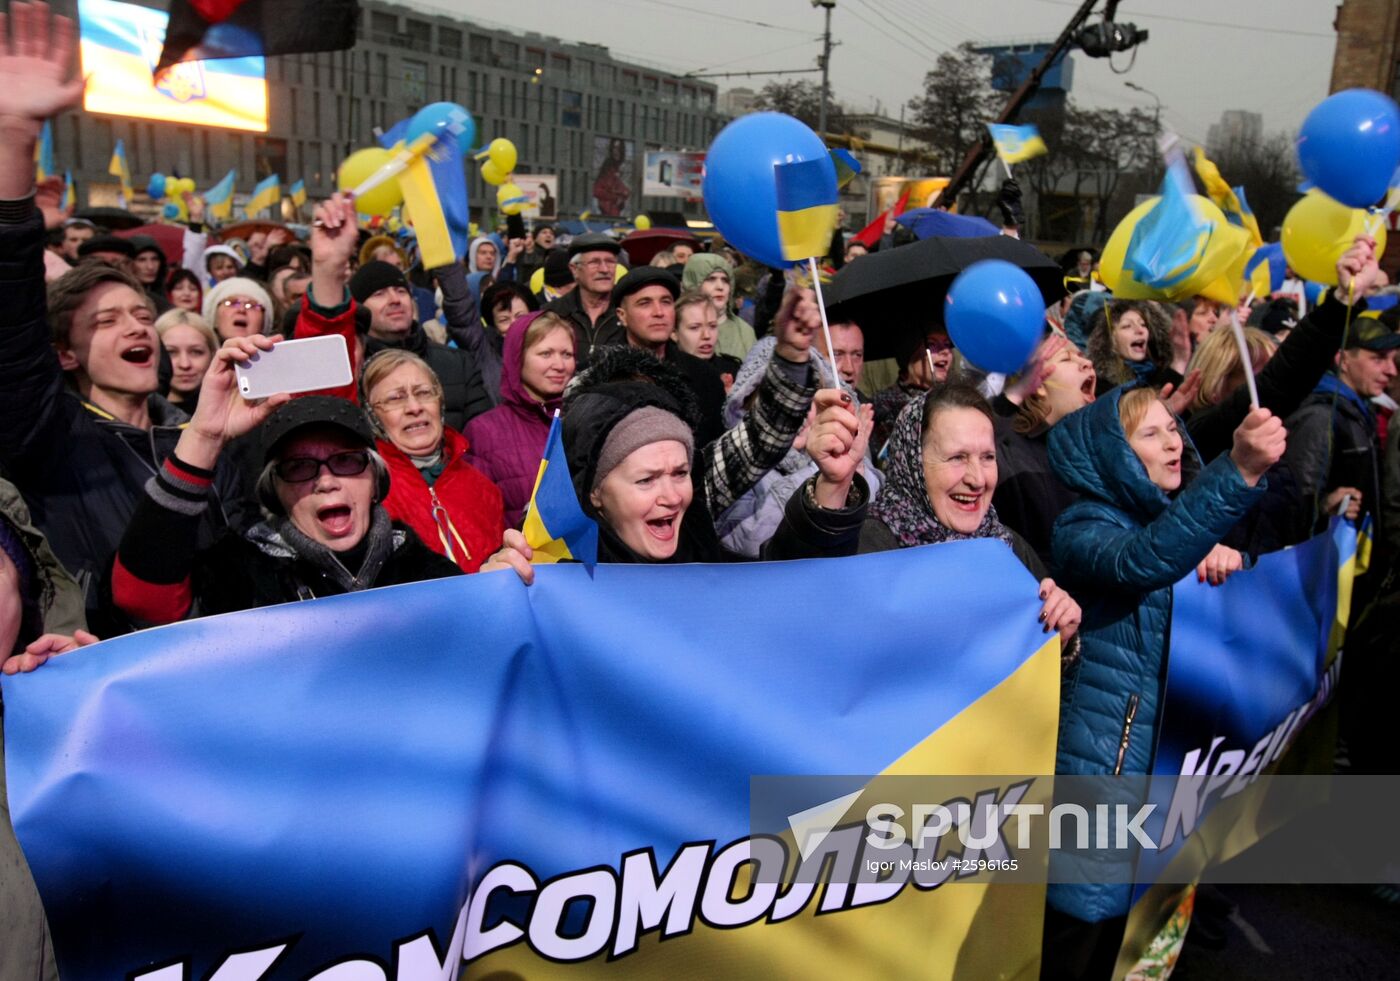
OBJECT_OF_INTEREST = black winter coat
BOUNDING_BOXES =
[0,209,244,632]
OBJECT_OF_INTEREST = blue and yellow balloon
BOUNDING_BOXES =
[944,259,1045,374]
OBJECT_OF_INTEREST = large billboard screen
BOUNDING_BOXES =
[79,0,269,133]
[643,150,705,201]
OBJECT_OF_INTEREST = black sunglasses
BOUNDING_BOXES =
[273,450,370,483]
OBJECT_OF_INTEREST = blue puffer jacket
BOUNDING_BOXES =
[1046,388,1264,923]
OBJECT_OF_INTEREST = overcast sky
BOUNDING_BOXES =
[411,0,1337,145]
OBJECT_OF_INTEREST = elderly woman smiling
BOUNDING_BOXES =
[858,381,1081,645]
[363,349,505,573]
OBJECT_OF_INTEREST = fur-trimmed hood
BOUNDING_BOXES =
[1084,298,1174,389]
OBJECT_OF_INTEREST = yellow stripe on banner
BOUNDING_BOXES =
[777,203,839,262]
[468,636,1061,979]
[399,155,455,270]
[1002,135,1048,165]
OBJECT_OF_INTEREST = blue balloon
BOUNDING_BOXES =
[702,112,835,269]
[1297,89,1400,208]
[405,101,477,156]
[944,260,1045,374]
[147,173,167,200]
[162,202,180,220]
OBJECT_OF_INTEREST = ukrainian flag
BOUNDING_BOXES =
[205,169,236,222]
[246,174,280,215]
[987,123,1048,164]
[398,112,471,269]
[35,121,54,182]
[62,171,76,211]
[108,139,133,206]
[830,147,862,190]
[774,157,839,263]
[521,413,598,566]
[1127,155,1212,292]
[289,179,307,208]
[1193,146,1263,247]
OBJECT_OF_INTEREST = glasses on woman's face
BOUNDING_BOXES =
[273,450,370,483]
[372,385,439,413]
[218,299,265,313]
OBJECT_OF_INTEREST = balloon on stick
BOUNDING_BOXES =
[1296,89,1400,208]
[406,101,477,156]
[480,160,508,186]
[944,259,1046,374]
[1281,189,1388,285]
[338,146,407,217]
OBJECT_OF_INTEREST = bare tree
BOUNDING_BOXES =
[1205,131,1301,240]
[908,44,996,174]
[752,79,864,137]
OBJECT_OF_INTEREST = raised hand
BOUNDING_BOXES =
[1337,235,1387,300]
[1229,407,1287,486]
[1325,486,1363,520]
[1005,333,1066,406]
[310,192,358,307]
[808,389,862,507]
[773,285,819,364]
[0,2,84,131]
[177,335,292,468]
[1160,369,1202,417]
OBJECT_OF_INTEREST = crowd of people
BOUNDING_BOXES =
[2,5,1400,979]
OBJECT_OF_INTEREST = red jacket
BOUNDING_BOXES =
[378,427,505,573]
[293,292,361,404]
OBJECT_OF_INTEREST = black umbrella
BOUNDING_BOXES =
[824,235,1066,361]
[75,206,145,231]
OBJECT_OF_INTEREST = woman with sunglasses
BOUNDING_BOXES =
[108,335,460,627]
[202,277,274,341]
[364,349,505,573]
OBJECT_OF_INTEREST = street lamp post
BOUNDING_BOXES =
[813,0,835,137]
[1125,80,1163,183]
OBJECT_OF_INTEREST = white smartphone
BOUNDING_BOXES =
[235,335,353,399]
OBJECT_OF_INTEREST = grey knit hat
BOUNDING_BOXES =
[592,405,695,490]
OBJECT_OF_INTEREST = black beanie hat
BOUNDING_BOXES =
[543,249,573,287]
[349,261,409,305]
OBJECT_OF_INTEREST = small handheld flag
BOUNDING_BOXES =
[205,169,237,222]
[1126,146,1211,291]
[987,124,1048,165]
[108,139,133,208]
[246,174,281,216]
[830,148,862,190]
[35,121,54,183]
[774,158,840,263]
[522,412,598,567]
[1193,146,1263,246]
[289,179,307,208]
[62,171,76,211]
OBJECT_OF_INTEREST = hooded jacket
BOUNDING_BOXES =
[377,427,505,573]
[681,253,757,361]
[1284,373,1383,533]
[463,311,572,527]
[1086,299,1182,395]
[198,243,245,286]
[1047,388,1263,923]
[128,234,173,314]
[0,209,246,635]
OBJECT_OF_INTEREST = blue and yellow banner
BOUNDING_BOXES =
[107,137,132,205]
[62,170,76,210]
[78,0,268,133]
[987,123,1048,165]
[4,541,1057,979]
[289,178,307,208]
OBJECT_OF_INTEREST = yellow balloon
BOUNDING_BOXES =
[480,160,508,187]
[487,138,517,175]
[634,214,652,231]
[614,262,628,283]
[1281,189,1386,286]
[497,182,528,216]
[1099,194,1252,302]
[530,266,546,294]
[338,147,404,217]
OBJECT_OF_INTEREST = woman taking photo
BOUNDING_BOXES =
[364,350,506,573]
